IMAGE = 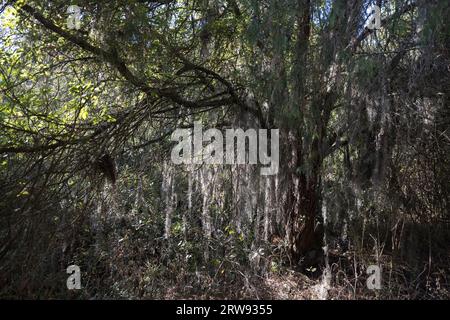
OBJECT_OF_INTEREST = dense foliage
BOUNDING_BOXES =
[0,0,449,299]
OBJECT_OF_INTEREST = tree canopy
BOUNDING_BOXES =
[0,0,449,299]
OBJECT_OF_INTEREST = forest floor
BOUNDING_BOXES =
[153,254,450,300]
[158,268,363,300]
[253,272,328,300]
[161,271,327,300]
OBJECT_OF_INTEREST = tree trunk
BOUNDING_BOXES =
[283,133,324,264]
[289,172,323,261]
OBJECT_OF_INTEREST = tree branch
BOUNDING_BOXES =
[19,4,235,111]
